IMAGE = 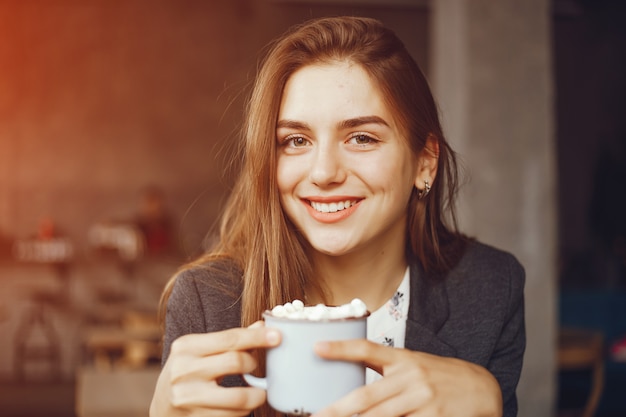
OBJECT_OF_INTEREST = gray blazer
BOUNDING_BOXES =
[164,240,525,417]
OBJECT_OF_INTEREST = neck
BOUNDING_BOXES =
[307,247,408,312]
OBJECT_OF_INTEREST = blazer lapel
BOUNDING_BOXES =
[404,263,457,357]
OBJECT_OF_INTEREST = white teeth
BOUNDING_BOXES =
[311,200,355,213]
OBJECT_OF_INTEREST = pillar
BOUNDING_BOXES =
[430,1,557,416]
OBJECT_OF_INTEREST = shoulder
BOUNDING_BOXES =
[162,259,243,363]
[171,259,242,299]
[447,240,525,297]
[168,258,243,331]
[445,241,525,315]
[457,240,523,274]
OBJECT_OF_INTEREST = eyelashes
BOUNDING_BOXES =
[281,135,310,148]
[348,132,379,146]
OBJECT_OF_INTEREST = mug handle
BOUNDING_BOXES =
[243,374,268,390]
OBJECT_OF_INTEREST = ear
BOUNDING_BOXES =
[414,133,439,190]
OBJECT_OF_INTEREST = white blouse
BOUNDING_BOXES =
[366,266,410,384]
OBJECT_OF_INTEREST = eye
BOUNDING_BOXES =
[348,133,379,146]
[283,135,310,148]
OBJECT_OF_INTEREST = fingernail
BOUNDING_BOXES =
[266,329,280,346]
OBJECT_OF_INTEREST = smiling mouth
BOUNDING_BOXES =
[309,200,358,213]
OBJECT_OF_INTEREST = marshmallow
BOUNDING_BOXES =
[268,298,368,320]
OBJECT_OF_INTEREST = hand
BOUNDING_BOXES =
[311,340,502,417]
[150,322,281,417]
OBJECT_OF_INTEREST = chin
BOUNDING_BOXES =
[309,241,355,257]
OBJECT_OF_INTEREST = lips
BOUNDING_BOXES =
[303,198,362,223]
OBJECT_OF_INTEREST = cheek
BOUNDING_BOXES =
[276,158,299,194]
[276,160,304,223]
[380,160,418,203]
[361,157,414,191]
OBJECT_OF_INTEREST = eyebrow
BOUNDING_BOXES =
[339,116,390,129]
[276,119,310,130]
[276,115,390,131]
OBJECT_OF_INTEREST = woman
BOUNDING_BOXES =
[150,16,525,417]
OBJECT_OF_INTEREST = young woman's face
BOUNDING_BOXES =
[276,61,420,257]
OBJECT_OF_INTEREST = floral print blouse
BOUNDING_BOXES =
[366,266,410,384]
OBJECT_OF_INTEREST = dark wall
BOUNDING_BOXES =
[554,0,626,287]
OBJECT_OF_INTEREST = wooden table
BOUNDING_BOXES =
[82,322,161,369]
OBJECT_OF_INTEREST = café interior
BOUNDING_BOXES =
[0,1,625,416]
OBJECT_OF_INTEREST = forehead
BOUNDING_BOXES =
[279,61,392,121]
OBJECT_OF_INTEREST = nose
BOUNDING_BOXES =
[308,142,347,187]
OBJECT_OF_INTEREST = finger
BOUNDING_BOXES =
[358,382,433,417]
[357,396,425,417]
[182,408,257,417]
[169,350,258,383]
[314,339,395,373]
[171,326,281,357]
[313,373,433,417]
[171,380,266,412]
[247,320,265,329]
[312,374,403,417]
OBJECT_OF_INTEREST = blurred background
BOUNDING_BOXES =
[0,0,624,416]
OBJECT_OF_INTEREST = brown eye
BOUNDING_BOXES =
[293,137,307,146]
[350,133,378,146]
[281,135,310,149]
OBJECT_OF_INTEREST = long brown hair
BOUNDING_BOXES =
[160,15,466,416]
